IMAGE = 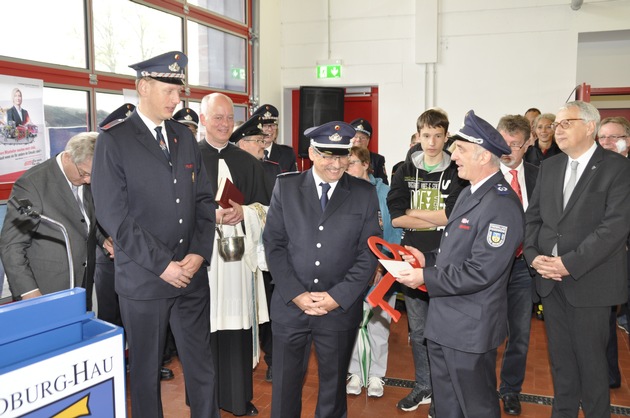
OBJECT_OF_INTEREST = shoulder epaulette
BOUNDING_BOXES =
[101,118,127,131]
[494,183,511,195]
[277,170,300,178]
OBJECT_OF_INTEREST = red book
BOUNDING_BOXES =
[216,177,244,208]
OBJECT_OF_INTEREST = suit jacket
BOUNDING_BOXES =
[91,111,216,300]
[0,157,97,305]
[263,170,382,331]
[6,106,30,125]
[524,146,630,307]
[423,171,524,353]
[267,142,297,172]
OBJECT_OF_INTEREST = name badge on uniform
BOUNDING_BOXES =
[487,223,507,247]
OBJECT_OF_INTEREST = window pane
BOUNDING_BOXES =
[188,22,247,92]
[0,0,86,68]
[43,88,89,157]
[234,105,247,125]
[187,0,246,24]
[93,0,183,76]
[95,92,126,126]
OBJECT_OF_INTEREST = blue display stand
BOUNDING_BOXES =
[0,288,126,417]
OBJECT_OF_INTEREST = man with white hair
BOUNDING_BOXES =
[525,101,630,417]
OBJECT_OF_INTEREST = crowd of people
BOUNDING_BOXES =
[2,49,630,418]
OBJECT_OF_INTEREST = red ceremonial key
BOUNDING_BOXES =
[366,236,426,322]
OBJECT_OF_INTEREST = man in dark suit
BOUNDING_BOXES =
[254,104,298,173]
[5,88,31,126]
[496,115,538,415]
[263,121,381,418]
[524,101,630,418]
[397,110,524,418]
[91,51,219,418]
[598,116,630,389]
[1,132,99,308]
[350,118,388,184]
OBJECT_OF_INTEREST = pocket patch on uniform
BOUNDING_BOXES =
[487,223,507,247]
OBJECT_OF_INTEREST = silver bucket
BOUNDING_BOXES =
[216,217,245,262]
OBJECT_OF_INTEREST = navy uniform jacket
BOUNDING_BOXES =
[267,143,297,173]
[91,111,216,300]
[370,151,388,185]
[263,170,382,331]
[423,171,524,353]
[0,157,97,303]
[524,147,630,307]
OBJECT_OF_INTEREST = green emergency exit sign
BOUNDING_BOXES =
[231,68,245,80]
[317,64,342,79]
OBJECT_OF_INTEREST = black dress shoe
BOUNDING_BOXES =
[265,366,272,382]
[162,353,173,365]
[610,381,621,389]
[502,393,521,415]
[245,401,258,416]
[160,367,175,380]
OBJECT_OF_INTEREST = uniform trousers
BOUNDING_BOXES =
[404,291,432,390]
[93,257,122,327]
[499,258,533,395]
[272,322,357,418]
[119,286,218,418]
[542,285,610,418]
[348,293,396,380]
[427,340,500,418]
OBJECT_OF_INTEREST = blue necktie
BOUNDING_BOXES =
[320,182,330,211]
[155,126,171,163]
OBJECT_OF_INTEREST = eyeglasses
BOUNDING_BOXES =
[509,142,527,150]
[312,147,350,162]
[598,135,628,141]
[241,138,266,145]
[262,124,278,130]
[74,162,91,178]
[550,118,585,131]
[348,159,363,166]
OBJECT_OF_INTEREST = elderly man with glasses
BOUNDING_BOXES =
[263,121,381,418]
[525,101,630,418]
[495,115,538,415]
[1,132,100,309]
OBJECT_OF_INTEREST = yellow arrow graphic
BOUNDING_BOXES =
[52,394,90,418]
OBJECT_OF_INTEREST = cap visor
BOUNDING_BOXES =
[151,76,185,85]
[314,146,350,156]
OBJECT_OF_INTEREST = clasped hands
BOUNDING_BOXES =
[160,254,204,288]
[530,255,568,281]
[293,291,339,316]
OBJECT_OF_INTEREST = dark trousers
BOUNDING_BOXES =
[271,322,356,418]
[428,340,500,418]
[211,328,253,415]
[94,258,122,327]
[499,258,533,395]
[119,286,219,418]
[607,306,621,387]
[260,270,274,367]
[543,285,610,418]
